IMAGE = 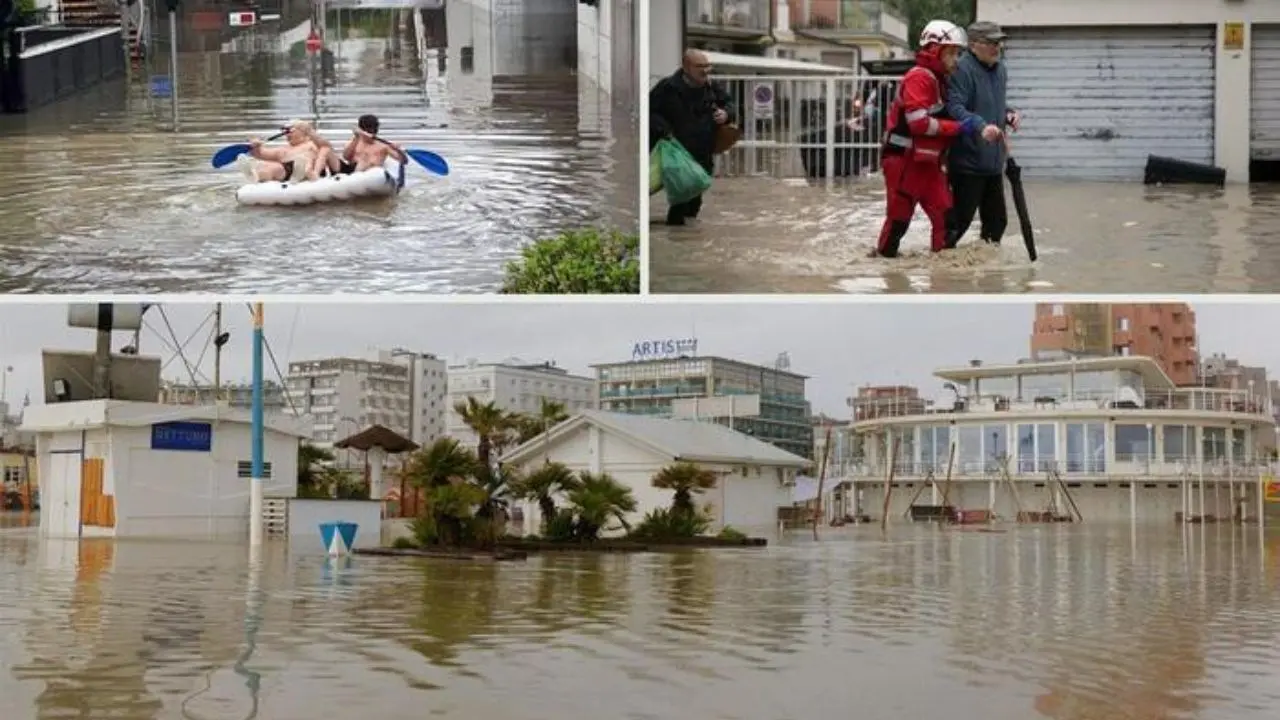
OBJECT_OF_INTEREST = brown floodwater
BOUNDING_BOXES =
[0,13,637,294]
[3,514,1279,720]
[648,178,1280,294]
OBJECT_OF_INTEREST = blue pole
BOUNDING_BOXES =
[252,302,264,479]
[250,302,265,547]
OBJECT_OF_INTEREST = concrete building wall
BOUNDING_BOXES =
[978,0,1280,183]
[37,419,298,540]
[650,0,685,84]
[856,477,1263,524]
[287,498,383,552]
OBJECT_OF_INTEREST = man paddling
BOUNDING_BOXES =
[317,114,408,175]
[239,120,322,183]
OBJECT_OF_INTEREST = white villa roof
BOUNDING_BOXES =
[20,400,311,438]
[934,356,1176,390]
[501,410,812,469]
[705,51,852,76]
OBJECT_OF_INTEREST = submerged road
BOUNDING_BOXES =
[649,177,1280,294]
[2,519,1279,719]
[0,15,638,294]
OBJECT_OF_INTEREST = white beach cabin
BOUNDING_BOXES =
[21,400,309,540]
[500,410,812,536]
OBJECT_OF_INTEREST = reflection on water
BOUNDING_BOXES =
[2,519,1280,719]
[0,8,637,294]
[649,178,1280,294]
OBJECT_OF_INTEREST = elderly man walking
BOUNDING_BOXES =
[649,49,736,226]
[942,21,1021,249]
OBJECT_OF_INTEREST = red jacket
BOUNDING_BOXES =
[883,48,964,163]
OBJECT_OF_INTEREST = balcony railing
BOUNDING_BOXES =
[823,457,1278,482]
[787,0,908,42]
[686,0,771,35]
[850,387,1273,422]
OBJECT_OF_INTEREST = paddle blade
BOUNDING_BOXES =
[212,143,252,169]
[405,148,449,176]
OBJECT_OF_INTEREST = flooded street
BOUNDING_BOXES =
[649,178,1280,294]
[4,514,1280,719]
[0,10,637,294]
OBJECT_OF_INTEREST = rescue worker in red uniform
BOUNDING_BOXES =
[874,20,1002,258]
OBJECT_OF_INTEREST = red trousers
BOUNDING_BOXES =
[876,153,952,256]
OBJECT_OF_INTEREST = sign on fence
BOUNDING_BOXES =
[752,83,774,120]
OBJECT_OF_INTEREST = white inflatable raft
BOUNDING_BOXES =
[234,158,406,206]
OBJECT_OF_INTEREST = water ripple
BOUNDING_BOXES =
[3,517,1280,718]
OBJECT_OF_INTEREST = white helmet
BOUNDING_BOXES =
[919,20,967,48]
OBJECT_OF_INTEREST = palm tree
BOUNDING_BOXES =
[513,462,580,531]
[297,443,336,498]
[651,462,718,516]
[405,438,480,490]
[453,397,511,472]
[567,472,637,540]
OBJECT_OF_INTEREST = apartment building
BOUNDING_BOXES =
[446,360,597,448]
[285,351,447,464]
[595,354,814,459]
[670,0,910,69]
[1031,303,1199,386]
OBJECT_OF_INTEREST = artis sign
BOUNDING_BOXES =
[631,338,697,361]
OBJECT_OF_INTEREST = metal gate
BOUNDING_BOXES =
[1251,24,1280,160]
[711,73,902,180]
[1003,25,1216,181]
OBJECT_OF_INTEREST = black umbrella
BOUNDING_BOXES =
[1005,157,1038,262]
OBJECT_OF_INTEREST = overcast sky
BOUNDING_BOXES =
[0,301,1273,417]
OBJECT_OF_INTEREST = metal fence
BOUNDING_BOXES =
[713,73,903,180]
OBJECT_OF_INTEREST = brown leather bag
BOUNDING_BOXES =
[714,124,743,154]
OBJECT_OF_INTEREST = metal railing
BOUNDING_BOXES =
[686,0,770,34]
[712,74,902,180]
[850,387,1273,421]
[827,457,1277,482]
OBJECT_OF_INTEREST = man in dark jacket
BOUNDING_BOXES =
[942,21,1021,249]
[649,49,736,226]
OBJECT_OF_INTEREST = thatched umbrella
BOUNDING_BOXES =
[334,425,419,501]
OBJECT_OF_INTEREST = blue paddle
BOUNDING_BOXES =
[210,130,287,169]
[369,135,448,176]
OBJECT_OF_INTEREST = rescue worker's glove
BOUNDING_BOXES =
[959,115,982,136]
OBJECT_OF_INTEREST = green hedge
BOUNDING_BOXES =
[502,228,640,294]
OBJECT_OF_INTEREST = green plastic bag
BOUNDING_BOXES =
[657,138,712,206]
[649,146,663,196]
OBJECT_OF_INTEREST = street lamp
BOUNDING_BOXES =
[336,415,360,469]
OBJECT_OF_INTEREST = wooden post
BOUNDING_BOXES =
[902,471,935,519]
[881,436,899,532]
[813,424,833,540]
[939,440,958,508]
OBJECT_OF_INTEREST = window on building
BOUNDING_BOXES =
[1016,423,1057,473]
[1117,317,1130,332]
[1114,424,1153,462]
[1052,303,1064,317]
[1065,423,1106,473]
[1202,427,1227,462]
[1162,425,1192,463]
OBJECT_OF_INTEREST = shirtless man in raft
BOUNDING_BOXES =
[316,114,409,175]
[240,120,322,183]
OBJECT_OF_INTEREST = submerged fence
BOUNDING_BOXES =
[712,73,904,181]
